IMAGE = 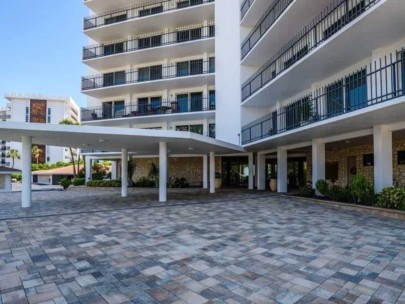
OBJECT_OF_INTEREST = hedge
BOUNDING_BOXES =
[86,180,121,187]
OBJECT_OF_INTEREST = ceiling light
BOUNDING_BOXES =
[98,139,105,143]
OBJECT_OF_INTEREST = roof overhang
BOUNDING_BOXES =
[0,122,244,155]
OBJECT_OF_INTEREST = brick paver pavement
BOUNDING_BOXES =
[0,188,404,303]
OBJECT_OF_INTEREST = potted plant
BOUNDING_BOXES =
[215,172,222,189]
[269,172,277,192]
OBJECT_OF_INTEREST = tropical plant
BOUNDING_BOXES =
[351,174,375,204]
[128,160,136,187]
[315,179,329,196]
[298,185,315,198]
[59,119,80,178]
[91,163,109,180]
[31,146,42,165]
[60,178,72,190]
[72,178,86,186]
[148,162,159,187]
[6,149,20,168]
[375,187,405,210]
[134,177,155,187]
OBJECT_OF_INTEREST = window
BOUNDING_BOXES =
[398,151,405,165]
[138,35,162,49]
[190,59,203,75]
[363,154,374,167]
[47,108,51,123]
[103,71,126,87]
[150,97,162,112]
[138,65,162,81]
[209,90,216,110]
[271,111,278,135]
[209,25,215,37]
[176,125,189,132]
[176,61,190,77]
[209,124,215,138]
[177,0,203,9]
[113,101,125,118]
[102,102,113,119]
[104,14,127,25]
[190,125,203,135]
[190,92,203,112]
[326,162,339,181]
[139,5,163,17]
[346,69,367,110]
[138,98,149,114]
[177,28,202,42]
[25,107,29,122]
[103,42,124,56]
[326,80,344,117]
[176,94,189,112]
[209,57,215,73]
[285,96,311,130]
[284,46,308,69]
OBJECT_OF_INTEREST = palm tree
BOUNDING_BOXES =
[32,146,42,165]
[6,149,20,168]
[59,119,80,178]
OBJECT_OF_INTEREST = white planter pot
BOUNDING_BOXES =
[215,178,222,189]
[269,179,277,192]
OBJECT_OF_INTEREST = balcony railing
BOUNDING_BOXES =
[241,0,293,59]
[81,98,216,122]
[82,59,215,91]
[84,0,215,30]
[240,0,255,20]
[83,25,215,60]
[242,0,380,102]
[241,49,405,145]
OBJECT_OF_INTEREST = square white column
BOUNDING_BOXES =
[374,125,393,193]
[121,149,128,198]
[257,153,266,190]
[85,157,92,181]
[22,136,32,208]
[111,161,117,180]
[209,152,215,194]
[312,139,326,193]
[159,142,168,203]
[248,152,254,190]
[277,147,288,193]
[203,155,208,189]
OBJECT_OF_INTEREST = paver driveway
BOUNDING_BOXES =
[0,188,404,304]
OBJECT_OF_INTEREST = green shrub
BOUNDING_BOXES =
[86,180,121,187]
[327,186,352,203]
[11,173,22,182]
[351,174,375,204]
[376,187,405,210]
[134,177,155,188]
[60,178,72,190]
[298,186,315,198]
[315,179,329,196]
[170,177,190,188]
[72,178,86,186]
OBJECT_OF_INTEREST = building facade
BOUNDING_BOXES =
[0,107,10,167]
[3,94,80,169]
[81,0,405,193]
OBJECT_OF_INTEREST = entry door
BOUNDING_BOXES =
[347,156,357,186]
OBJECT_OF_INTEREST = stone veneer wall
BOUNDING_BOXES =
[306,139,405,187]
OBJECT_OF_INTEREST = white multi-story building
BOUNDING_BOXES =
[81,0,405,192]
[3,93,80,169]
[0,107,10,167]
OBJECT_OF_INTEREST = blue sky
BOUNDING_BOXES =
[0,1,88,107]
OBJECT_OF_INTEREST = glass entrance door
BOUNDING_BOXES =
[221,157,249,188]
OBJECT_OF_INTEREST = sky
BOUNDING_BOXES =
[0,1,88,107]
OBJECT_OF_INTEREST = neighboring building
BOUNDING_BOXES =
[3,93,80,170]
[81,0,405,193]
[0,166,20,192]
[32,165,84,185]
[0,107,10,167]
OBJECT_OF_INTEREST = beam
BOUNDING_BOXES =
[22,136,32,208]
[159,142,168,203]
[121,149,128,197]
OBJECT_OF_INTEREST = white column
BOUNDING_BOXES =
[248,152,254,190]
[209,152,215,194]
[257,153,266,190]
[121,149,128,197]
[374,125,393,193]
[159,142,168,203]
[203,155,208,189]
[312,139,326,193]
[111,161,117,180]
[85,157,92,181]
[277,147,288,193]
[22,136,32,208]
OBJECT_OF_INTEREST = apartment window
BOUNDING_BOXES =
[190,92,203,112]
[176,124,203,135]
[103,71,126,87]
[177,0,203,8]
[326,162,339,181]
[209,124,215,138]
[284,46,308,69]
[138,98,149,114]
[326,80,344,117]
[113,101,125,117]
[209,57,215,73]
[176,60,204,76]
[150,97,162,112]
[176,125,189,132]
[176,61,190,77]
[176,94,189,112]
[285,96,311,130]
[363,154,374,167]
[177,28,202,42]
[271,111,278,135]
[209,25,215,37]
[138,65,162,82]
[104,42,124,56]
[138,35,162,49]
[209,90,216,110]
[47,108,51,123]
[25,107,29,122]
[104,13,127,25]
[346,69,367,110]
[102,102,113,119]
[190,59,203,75]
[139,5,163,17]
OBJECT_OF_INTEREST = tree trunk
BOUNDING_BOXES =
[69,147,77,178]
[77,154,81,177]
[12,158,14,168]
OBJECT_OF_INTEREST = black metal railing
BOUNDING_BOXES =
[242,0,380,102]
[81,98,216,122]
[84,0,214,30]
[242,49,405,144]
[241,0,294,59]
[83,25,215,60]
[82,59,215,91]
[240,0,255,20]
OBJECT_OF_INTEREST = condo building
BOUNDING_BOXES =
[3,94,80,169]
[81,0,405,193]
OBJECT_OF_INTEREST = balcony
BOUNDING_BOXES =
[82,59,215,98]
[83,25,215,70]
[241,0,405,106]
[241,48,405,145]
[84,0,215,42]
[81,97,216,123]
